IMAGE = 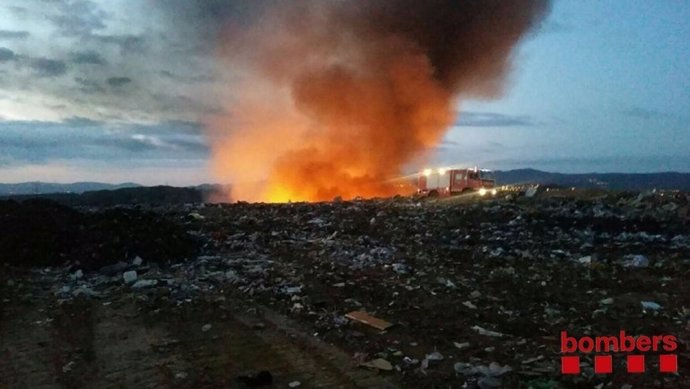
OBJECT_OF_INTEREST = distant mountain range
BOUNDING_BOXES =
[1,169,688,204]
[0,184,228,206]
[0,182,140,195]
[494,169,690,190]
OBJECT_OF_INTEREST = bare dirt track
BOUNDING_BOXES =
[0,272,397,389]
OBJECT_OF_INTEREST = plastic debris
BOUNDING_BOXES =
[472,325,504,337]
[122,270,137,284]
[345,311,393,331]
[360,358,393,371]
[624,254,649,268]
[131,279,158,289]
[641,301,661,311]
[524,185,539,198]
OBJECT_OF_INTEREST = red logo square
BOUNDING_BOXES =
[561,356,580,374]
[659,354,678,373]
[594,355,612,374]
[627,355,645,373]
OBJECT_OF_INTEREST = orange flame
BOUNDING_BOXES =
[208,1,549,202]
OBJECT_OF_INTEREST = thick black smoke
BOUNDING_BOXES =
[205,0,551,201]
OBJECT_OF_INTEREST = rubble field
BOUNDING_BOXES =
[1,189,689,388]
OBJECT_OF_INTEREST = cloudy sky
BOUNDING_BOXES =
[0,0,688,185]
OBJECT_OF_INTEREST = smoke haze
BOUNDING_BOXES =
[208,0,551,202]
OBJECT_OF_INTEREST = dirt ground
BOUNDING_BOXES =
[0,270,398,389]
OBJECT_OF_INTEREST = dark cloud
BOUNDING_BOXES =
[159,0,271,39]
[6,6,28,16]
[62,116,101,127]
[108,137,159,152]
[51,0,107,37]
[129,120,205,136]
[0,30,30,40]
[0,118,208,165]
[29,58,68,77]
[159,70,213,84]
[0,47,15,62]
[95,34,145,54]
[455,111,534,127]
[75,77,104,93]
[152,93,222,115]
[0,1,268,125]
[107,77,132,87]
[71,50,106,65]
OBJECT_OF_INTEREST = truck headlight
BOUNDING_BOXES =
[491,189,497,196]
[478,188,487,196]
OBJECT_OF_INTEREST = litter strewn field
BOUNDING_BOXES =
[1,189,689,388]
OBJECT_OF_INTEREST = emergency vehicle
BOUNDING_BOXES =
[417,167,497,197]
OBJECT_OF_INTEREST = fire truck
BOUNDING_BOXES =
[417,167,498,197]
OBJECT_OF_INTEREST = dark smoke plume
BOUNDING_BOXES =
[209,0,551,202]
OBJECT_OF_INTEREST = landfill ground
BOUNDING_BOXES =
[1,189,689,388]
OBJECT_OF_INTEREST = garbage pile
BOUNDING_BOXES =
[4,190,689,388]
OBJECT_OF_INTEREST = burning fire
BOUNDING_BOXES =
[208,1,550,202]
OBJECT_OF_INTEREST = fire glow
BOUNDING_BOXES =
[208,1,550,202]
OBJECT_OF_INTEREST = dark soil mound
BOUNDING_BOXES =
[0,199,199,269]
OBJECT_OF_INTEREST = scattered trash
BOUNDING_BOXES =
[360,358,393,371]
[521,356,544,365]
[62,361,76,373]
[131,279,158,289]
[421,350,444,370]
[641,301,662,311]
[283,286,302,295]
[524,185,539,198]
[345,311,393,331]
[2,190,688,388]
[72,286,98,297]
[188,212,205,220]
[391,263,410,274]
[401,356,419,368]
[100,261,128,276]
[472,325,504,337]
[462,301,477,309]
[624,254,649,268]
[122,270,137,284]
[455,362,513,388]
[524,378,558,389]
[288,381,301,388]
[577,256,592,265]
[201,324,212,332]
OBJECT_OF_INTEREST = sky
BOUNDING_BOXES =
[0,0,688,185]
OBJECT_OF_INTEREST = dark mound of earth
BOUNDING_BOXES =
[0,199,199,269]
